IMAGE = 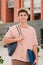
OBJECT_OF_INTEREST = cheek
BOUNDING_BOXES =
[18,17,22,21]
[18,17,21,20]
[19,17,22,20]
[25,16,27,19]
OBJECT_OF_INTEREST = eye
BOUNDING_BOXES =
[20,15,23,16]
[20,14,26,17]
[24,14,26,16]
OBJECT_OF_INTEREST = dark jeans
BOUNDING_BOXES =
[12,60,31,65]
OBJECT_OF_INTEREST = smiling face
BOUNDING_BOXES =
[18,12,28,23]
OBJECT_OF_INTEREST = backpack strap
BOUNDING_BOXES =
[16,24,22,36]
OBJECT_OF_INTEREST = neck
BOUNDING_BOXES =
[19,22,28,28]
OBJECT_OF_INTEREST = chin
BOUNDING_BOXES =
[21,20,26,22]
[21,21,25,23]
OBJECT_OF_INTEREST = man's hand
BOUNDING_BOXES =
[34,59,38,65]
[16,35,24,42]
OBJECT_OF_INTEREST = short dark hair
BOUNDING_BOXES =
[18,8,29,16]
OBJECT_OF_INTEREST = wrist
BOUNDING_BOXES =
[35,58,38,60]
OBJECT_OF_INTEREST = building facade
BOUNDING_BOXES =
[0,0,43,23]
[0,0,1,19]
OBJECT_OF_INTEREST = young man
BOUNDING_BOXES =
[3,8,38,65]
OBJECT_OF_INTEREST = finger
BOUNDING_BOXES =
[33,61,36,65]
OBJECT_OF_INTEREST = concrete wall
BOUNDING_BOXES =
[0,20,43,44]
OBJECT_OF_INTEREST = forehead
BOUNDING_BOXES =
[19,12,27,15]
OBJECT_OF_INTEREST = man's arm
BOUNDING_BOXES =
[2,35,24,45]
[33,45,38,65]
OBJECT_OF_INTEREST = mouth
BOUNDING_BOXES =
[22,18,25,20]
